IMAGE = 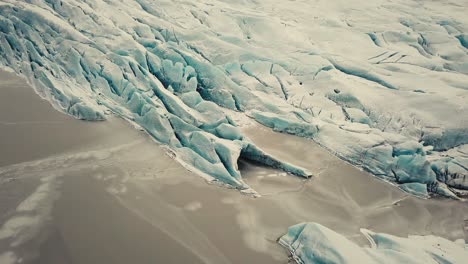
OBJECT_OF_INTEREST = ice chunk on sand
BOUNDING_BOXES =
[279,222,468,264]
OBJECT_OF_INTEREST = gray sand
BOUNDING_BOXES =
[0,70,467,264]
[242,126,468,244]
[0,71,142,168]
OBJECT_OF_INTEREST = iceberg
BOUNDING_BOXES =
[279,222,468,264]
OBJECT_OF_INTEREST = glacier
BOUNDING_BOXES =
[0,0,467,197]
[279,222,468,264]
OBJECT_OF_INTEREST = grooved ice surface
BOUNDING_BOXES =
[279,222,468,264]
[0,0,466,196]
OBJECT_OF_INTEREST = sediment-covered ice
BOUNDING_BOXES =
[279,222,468,264]
[0,0,466,196]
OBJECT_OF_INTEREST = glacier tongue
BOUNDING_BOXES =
[0,0,467,196]
[0,0,312,190]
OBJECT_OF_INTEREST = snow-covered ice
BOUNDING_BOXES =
[0,0,466,196]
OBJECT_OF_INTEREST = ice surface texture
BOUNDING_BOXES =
[0,0,466,196]
[279,222,468,264]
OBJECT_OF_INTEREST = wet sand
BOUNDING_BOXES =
[0,70,467,264]
[242,126,468,243]
[0,70,283,263]
[0,71,143,168]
